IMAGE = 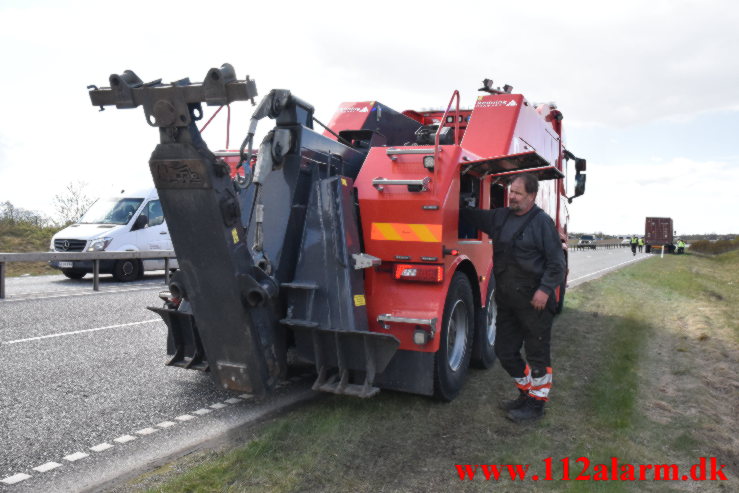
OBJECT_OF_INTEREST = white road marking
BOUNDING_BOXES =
[210,403,227,409]
[90,443,113,452]
[3,319,161,345]
[63,452,89,462]
[1,473,31,485]
[175,414,195,421]
[33,462,62,472]
[193,408,212,415]
[224,398,242,404]
[136,427,158,436]
[113,435,137,444]
[569,256,647,284]
[157,421,176,428]
[239,394,254,400]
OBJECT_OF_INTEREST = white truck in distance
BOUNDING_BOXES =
[49,187,177,281]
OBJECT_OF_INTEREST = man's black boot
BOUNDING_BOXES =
[506,397,545,422]
[498,390,529,411]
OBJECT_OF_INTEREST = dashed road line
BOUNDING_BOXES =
[1,473,31,485]
[113,435,137,444]
[33,462,62,473]
[63,452,88,462]
[136,427,158,436]
[90,443,113,452]
[1,388,262,487]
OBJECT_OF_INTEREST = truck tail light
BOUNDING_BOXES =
[393,263,444,283]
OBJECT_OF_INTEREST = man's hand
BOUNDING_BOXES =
[531,289,550,311]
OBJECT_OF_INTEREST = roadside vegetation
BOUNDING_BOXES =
[1,183,92,277]
[114,251,738,492]
[689,238,739,255]
[0,202,60,276]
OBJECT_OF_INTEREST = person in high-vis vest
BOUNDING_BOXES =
[461,174,565,422]
[638,237,644,253]
[630,236,638,256]
[677,239,686,254]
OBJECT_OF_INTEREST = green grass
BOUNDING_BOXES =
[125,252,739,493]
[0,221,60,276]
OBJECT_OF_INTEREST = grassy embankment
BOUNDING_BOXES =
[123,252,738,492]
[0,221,59,276]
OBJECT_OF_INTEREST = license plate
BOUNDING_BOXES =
[58,261,74,269]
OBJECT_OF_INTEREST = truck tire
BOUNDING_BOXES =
[434,272,474,401]
[471,279,497,369]
[62,269,86,280]
[113,259,142,282]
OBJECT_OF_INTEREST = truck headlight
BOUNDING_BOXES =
[88,237,113,252]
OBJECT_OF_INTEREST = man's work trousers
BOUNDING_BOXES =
[495,277,554,401]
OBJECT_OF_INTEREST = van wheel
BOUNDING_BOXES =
[113,259,141,282]
[434,272,474,401]
[62,269,86,280]
[471,279,497,369]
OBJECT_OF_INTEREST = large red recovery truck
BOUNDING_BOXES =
[88,67,586,401]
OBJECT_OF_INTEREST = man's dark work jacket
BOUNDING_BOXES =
[461,205,566,297]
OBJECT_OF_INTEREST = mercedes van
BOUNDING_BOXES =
[49,187,177,281]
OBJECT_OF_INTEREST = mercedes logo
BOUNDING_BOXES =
[62,240,70,251]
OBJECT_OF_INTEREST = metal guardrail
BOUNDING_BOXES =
[0,250,176,299]
[570,243,631,252]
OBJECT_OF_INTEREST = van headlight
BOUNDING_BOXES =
[88,237,113,252]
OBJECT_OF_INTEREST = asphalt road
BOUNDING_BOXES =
[0,250,652,491]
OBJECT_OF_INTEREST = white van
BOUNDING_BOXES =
[49,187,177,281]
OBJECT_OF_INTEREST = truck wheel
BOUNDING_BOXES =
[62,269,86,280]
[113,259,141,282]
[434,272,474,401]
[471,279,497,369]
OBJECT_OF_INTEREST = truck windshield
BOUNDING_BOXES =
[78,198,144,225]
[581,235,594,240]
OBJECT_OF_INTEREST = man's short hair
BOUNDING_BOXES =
[512,173,539,195]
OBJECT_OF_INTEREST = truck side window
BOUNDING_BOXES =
[147,200,165,227]
[491,182,505,209]
[458,174,480,239]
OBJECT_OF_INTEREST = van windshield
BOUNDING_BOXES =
[78,198,144,225]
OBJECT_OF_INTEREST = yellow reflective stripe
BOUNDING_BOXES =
[408,224,439,242]
[373,223,403,241]
[370,223,442,242]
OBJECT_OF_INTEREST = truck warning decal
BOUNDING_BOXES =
[370,223,442,242]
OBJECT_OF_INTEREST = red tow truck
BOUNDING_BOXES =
[88,68,586,400]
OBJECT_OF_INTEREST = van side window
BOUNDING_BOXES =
[147,200,165,227]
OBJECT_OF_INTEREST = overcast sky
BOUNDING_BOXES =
[0,0,737,234]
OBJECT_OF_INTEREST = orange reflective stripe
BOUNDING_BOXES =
[370,223,442,242]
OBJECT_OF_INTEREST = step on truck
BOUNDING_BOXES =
[87,66,587,400]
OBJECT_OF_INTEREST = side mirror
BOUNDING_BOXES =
[132,214,148,231]
[568,174,586,203]
[575,158,586,172]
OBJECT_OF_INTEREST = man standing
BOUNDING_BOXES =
[638,237,644,253]
[630,236,638,256]
[461,174,565,422]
